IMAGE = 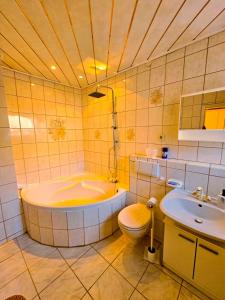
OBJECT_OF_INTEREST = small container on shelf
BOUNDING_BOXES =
[162,147,168,159]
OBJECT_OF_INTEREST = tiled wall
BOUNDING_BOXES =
[82,30,225,186]
[3,69,84,185]
[0,69,25,245]
[129,155,225,241]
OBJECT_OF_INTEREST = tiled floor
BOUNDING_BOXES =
[0,230,211,300]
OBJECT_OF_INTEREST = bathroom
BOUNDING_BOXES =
[0,1,225,299]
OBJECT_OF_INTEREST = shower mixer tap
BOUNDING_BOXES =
[89,85,118,182]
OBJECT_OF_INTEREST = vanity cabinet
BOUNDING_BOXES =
[194,238,225,300]
[163,224,196,279]
[163,223,225,300]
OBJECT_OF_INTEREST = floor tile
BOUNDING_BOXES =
[89,266,134,300]
[93,230,129,263]
[0,252,27,289]
[155,264,182,284]
[0,239,20,263]
[72,248,109,289]
[0,270,37,300]
[137,264,181,300]
[178,286,201,300]
[39,269,86,300]
[182,281,211,300]
[17,233,36,250]
[130,290,147,300]
[58,245,90,266]
[29,250,68,292]
[112,242,149,286]
[22,241,56,267]
[82,293,93,300]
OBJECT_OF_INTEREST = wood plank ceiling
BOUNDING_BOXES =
[1,0,225,88]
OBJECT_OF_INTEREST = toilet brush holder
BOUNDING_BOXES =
[144,246,160,264]
[144,197,160,264]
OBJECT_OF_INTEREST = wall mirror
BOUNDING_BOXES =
[178,87,225,142]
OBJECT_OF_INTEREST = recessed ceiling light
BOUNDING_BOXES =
[96,65,106,71]
[78,75,83,79]
[51,65,56,70]
[90,63,107,72]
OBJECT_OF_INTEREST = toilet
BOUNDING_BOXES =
[118,203,151,240]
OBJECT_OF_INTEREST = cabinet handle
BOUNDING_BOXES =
[178,233,195,243]
[199,244,218,255]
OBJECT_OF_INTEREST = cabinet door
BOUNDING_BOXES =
[194,238,225,300]
[163,224,197,279]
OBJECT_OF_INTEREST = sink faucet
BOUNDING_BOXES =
[192,187,211,202]
[192,187,225,208]
[192,187,204,200]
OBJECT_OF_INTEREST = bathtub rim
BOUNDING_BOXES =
[22,187,126,210]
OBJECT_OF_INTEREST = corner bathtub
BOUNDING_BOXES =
[21,173,126,247]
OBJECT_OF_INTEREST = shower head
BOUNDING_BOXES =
[88,91,106,98]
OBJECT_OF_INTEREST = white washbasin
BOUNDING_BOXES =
[160,190,225,242]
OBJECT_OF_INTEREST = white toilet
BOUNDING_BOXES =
[118,203,151,240]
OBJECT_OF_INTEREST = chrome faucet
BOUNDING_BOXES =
[192,187,212,202]
[192,187,204,200]
[192,187,225,208]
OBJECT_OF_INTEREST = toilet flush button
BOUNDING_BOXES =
[195,218,203,224]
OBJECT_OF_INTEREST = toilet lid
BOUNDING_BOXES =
[118,203,151,229]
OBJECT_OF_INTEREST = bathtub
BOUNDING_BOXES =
[21,173,126,247]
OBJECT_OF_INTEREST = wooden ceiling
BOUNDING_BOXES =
[1,0,225,88]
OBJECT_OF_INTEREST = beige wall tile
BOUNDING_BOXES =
[207,42,225,73]
[197,147,222,164]
[185,38,208,55]
[164,81,182,105]
[149,106,163,126]
[204,70,225,90]
[166,58,184,84]
[209,30,225,47]
[2,199,21,220]
[182,76,204,94]
[16,80,31,97]
[150,65,165,88]
[163,104,179,126]
[167,48,185,62]
[137,71,149,92]
[184,50,207,79]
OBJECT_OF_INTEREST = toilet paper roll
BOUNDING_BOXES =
[146,197,157,208]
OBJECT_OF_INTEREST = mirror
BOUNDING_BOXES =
[178,88,225,142]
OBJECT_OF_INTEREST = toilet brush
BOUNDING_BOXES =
[144,197,160,264]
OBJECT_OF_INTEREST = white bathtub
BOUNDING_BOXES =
[22,173,126,247]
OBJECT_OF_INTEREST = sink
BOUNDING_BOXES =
[160,189,225,242]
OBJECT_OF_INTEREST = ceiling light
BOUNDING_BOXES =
[90,63,107,72]
[51,65,56,70]
[78,75,83,79]
[96,65,106,71]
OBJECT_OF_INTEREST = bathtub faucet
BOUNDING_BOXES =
[109,176,118,183]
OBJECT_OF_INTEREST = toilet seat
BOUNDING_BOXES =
[118,222,147,231]
[118,203,151,230]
